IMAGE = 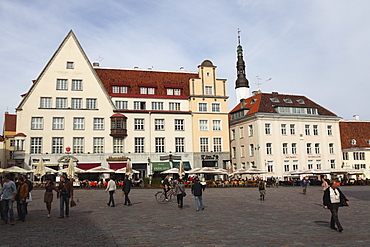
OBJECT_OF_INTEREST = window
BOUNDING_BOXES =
[148,88,155,94]
[15,140,24,151]
[267,161,273,172]
[93,118,104,130]
[251,161,256,168]
[56,79,67,90]
[66,61,74,69]
[351,139,357,145]
[281,124,287,135]
[283,98,293,103]
[31,117,43,130]
[93,137,104,153]
[265,123,271,135]
[330,160,336,169]
[327,125,333,136]
[174,119,184,131]
[232,147,236,159]
[73,117,85,130]
[242,162,246,169]
[53,117,64,130]
[155,119,165,131]
[199,120,208,131]
[112,86,120,93]
[231,129,236,140]
[135,137,144,153]
[308,160,313,169]
[113,138,124,153]
[293,160,298,171]
[213,137,222,152]
[282,143,288,155]
[290,124,295,135]
[212,120,221,131]
[71,80,82,91]
[155,137,165,153]
[167,88,174,95]
[204,86,213,95]
[270,97,279,103]
[239,127,244,138]
[30,137,42,154]
[313,125,319,136]
[211,103,220,112]
[291,143,297,155]
[200,138,209,152]
[250,144,254,156]
[240,145,245,157]
[315,143,320,154]
[353,152,365,160]
[316,160,321,169]
[40,97,52,108]
[56,98,67,108]
[152,102,164,110]
[115,101,128,109]
[112,86,127,93]
[306,108,317,115]
[266,143,272,155]
[134,101,146,110]
[206,72,210,77]
[198,103,207,112]
[52,137,63,154]
[73,137,84,153]
[169,102,180,111]
[249,125,253,136]
[305,125,310,135]
[71,98,82,109]
[10,140,15,147]
[86,99,97,109]
[343,152,349,160]
[140,87,147,94]
[284,160,290,172]
[121,87,127,93]
[329,143,334,154]
[134,119,144,130]
[296,99,305,104]
[306,143,312,154]
[174,89,181,95]
[175,137,185,152]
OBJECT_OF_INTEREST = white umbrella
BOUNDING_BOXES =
[227,163,234,177]
[34,159,46,179]
[115,167,140,174]
[197,167,227,175]
[185,168,202,174]
[178,161,185,179]
[125,158,133,179]
[302,169,331,175]
[59,167,86,173]
[288,169,306,175]
[67,158,75,179]
[3,166,30,173]
[0,168,4,173]
[161,168,180,174]
[31,166,58,174]
[243,168,268,174]
[85,166,115,173]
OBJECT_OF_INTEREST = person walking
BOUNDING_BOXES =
[323,181,350,232]
[122,175,132,206]
[0,174,17,225]
[191,178,205,211]
[57,175,73,218]
[258,179,267,201]
[301,177,309,194]
[321,176,330,191]
[174,179,186,209]
[15,176,28,222]
[105,177,117,207]
[44,179,59,218]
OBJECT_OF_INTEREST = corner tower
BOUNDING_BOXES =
[235,30,249,102]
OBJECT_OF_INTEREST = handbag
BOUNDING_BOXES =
[70,199,77,207]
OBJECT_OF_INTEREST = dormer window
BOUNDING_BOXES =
[366,139,370,145]
[112,86,127,94]
[66,61,74,69]
[140,87,155,95]
[283,98,293,103]
[296,99,305,104]
[250,99,257,104]
[351,139,357,145]
[270,97,279,103]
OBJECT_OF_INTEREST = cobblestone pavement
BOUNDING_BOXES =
[1,185,370,247]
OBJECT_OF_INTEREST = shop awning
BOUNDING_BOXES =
[172,161,192,170]
[109,163,127,170]
[78,163,101,170]
[152,161,171,172]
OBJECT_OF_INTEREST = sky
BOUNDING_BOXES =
[1,0,370,128]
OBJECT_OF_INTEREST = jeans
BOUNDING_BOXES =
[177,194,184,208]
[330,203,343,230]
[108,191,115,206]
[2,200,15,223]
[124,191,131,205]
[195,196,204,211]
[60,195,70,217]
[17,201,27,221]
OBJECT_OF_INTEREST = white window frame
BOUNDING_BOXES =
[175,137,185,153]
[52,137,63,154]
[56,98,67,108]
[93,137,104,154]
[169,102,180,111]
[155,119,165,131]
[213,137,222,152]
[73,137,84,154]
[198,102,208,112]
[113,138,124,153]
[93,118,104,130]
[211,103,221,112]
[200,137,209,152]
[40,97,52,108]
[155,137,165,153]
[266,143,272,155]
[265,123,271,135]
[86,98,97,109]
[56,79,67,90]
[134,118,145,130]
[71,98,82,109]
[174,119,184,131]
[204,86,213,95]
[31,117,43,130]
[199,119,209,131]
[71,79,82,91]
[115,101,128,109]
[212,120,221,131]
[73,117,85,130]
[134,137,144,153]
[53,117,64,130]
[30,137,42,154]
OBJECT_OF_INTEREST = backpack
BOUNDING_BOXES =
[259,182,264,190]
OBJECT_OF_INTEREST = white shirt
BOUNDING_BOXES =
[105,180,117,192]
[329,187,340,203]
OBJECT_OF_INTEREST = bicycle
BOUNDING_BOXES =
[155,188,176,203]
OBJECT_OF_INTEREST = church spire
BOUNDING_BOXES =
[235,29,249,102]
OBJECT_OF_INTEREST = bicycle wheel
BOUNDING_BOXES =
[169,192,176,203]
[155,192,166,202]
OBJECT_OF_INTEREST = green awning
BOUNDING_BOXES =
[152,162,171,172]
[172,161,192,171]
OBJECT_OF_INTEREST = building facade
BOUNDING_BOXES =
[1,113,17,168]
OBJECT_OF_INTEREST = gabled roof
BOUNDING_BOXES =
[229,92,337,120]
[4,113,16,132]
[95,68,198,99]
[339,121,370,149]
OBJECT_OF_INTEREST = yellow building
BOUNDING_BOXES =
[189,60,230,168]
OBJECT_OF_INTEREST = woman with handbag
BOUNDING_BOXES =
[174,179,186,209]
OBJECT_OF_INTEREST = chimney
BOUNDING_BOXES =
[353,115,360,121]
[240,99,246,108]
[180,66,184,71]
[93,62,99,67]
[134,66,139,69]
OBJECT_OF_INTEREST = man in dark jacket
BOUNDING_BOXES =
[122,175,132,206]
[323,181,350,232]
[191,178,205,211]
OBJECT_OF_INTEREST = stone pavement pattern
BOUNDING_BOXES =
[1,186,370,246]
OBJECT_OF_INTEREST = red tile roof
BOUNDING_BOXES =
[339,121,370,149]
[4,114,16,132]
[229,92,337,120]
[94,68,198,99]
